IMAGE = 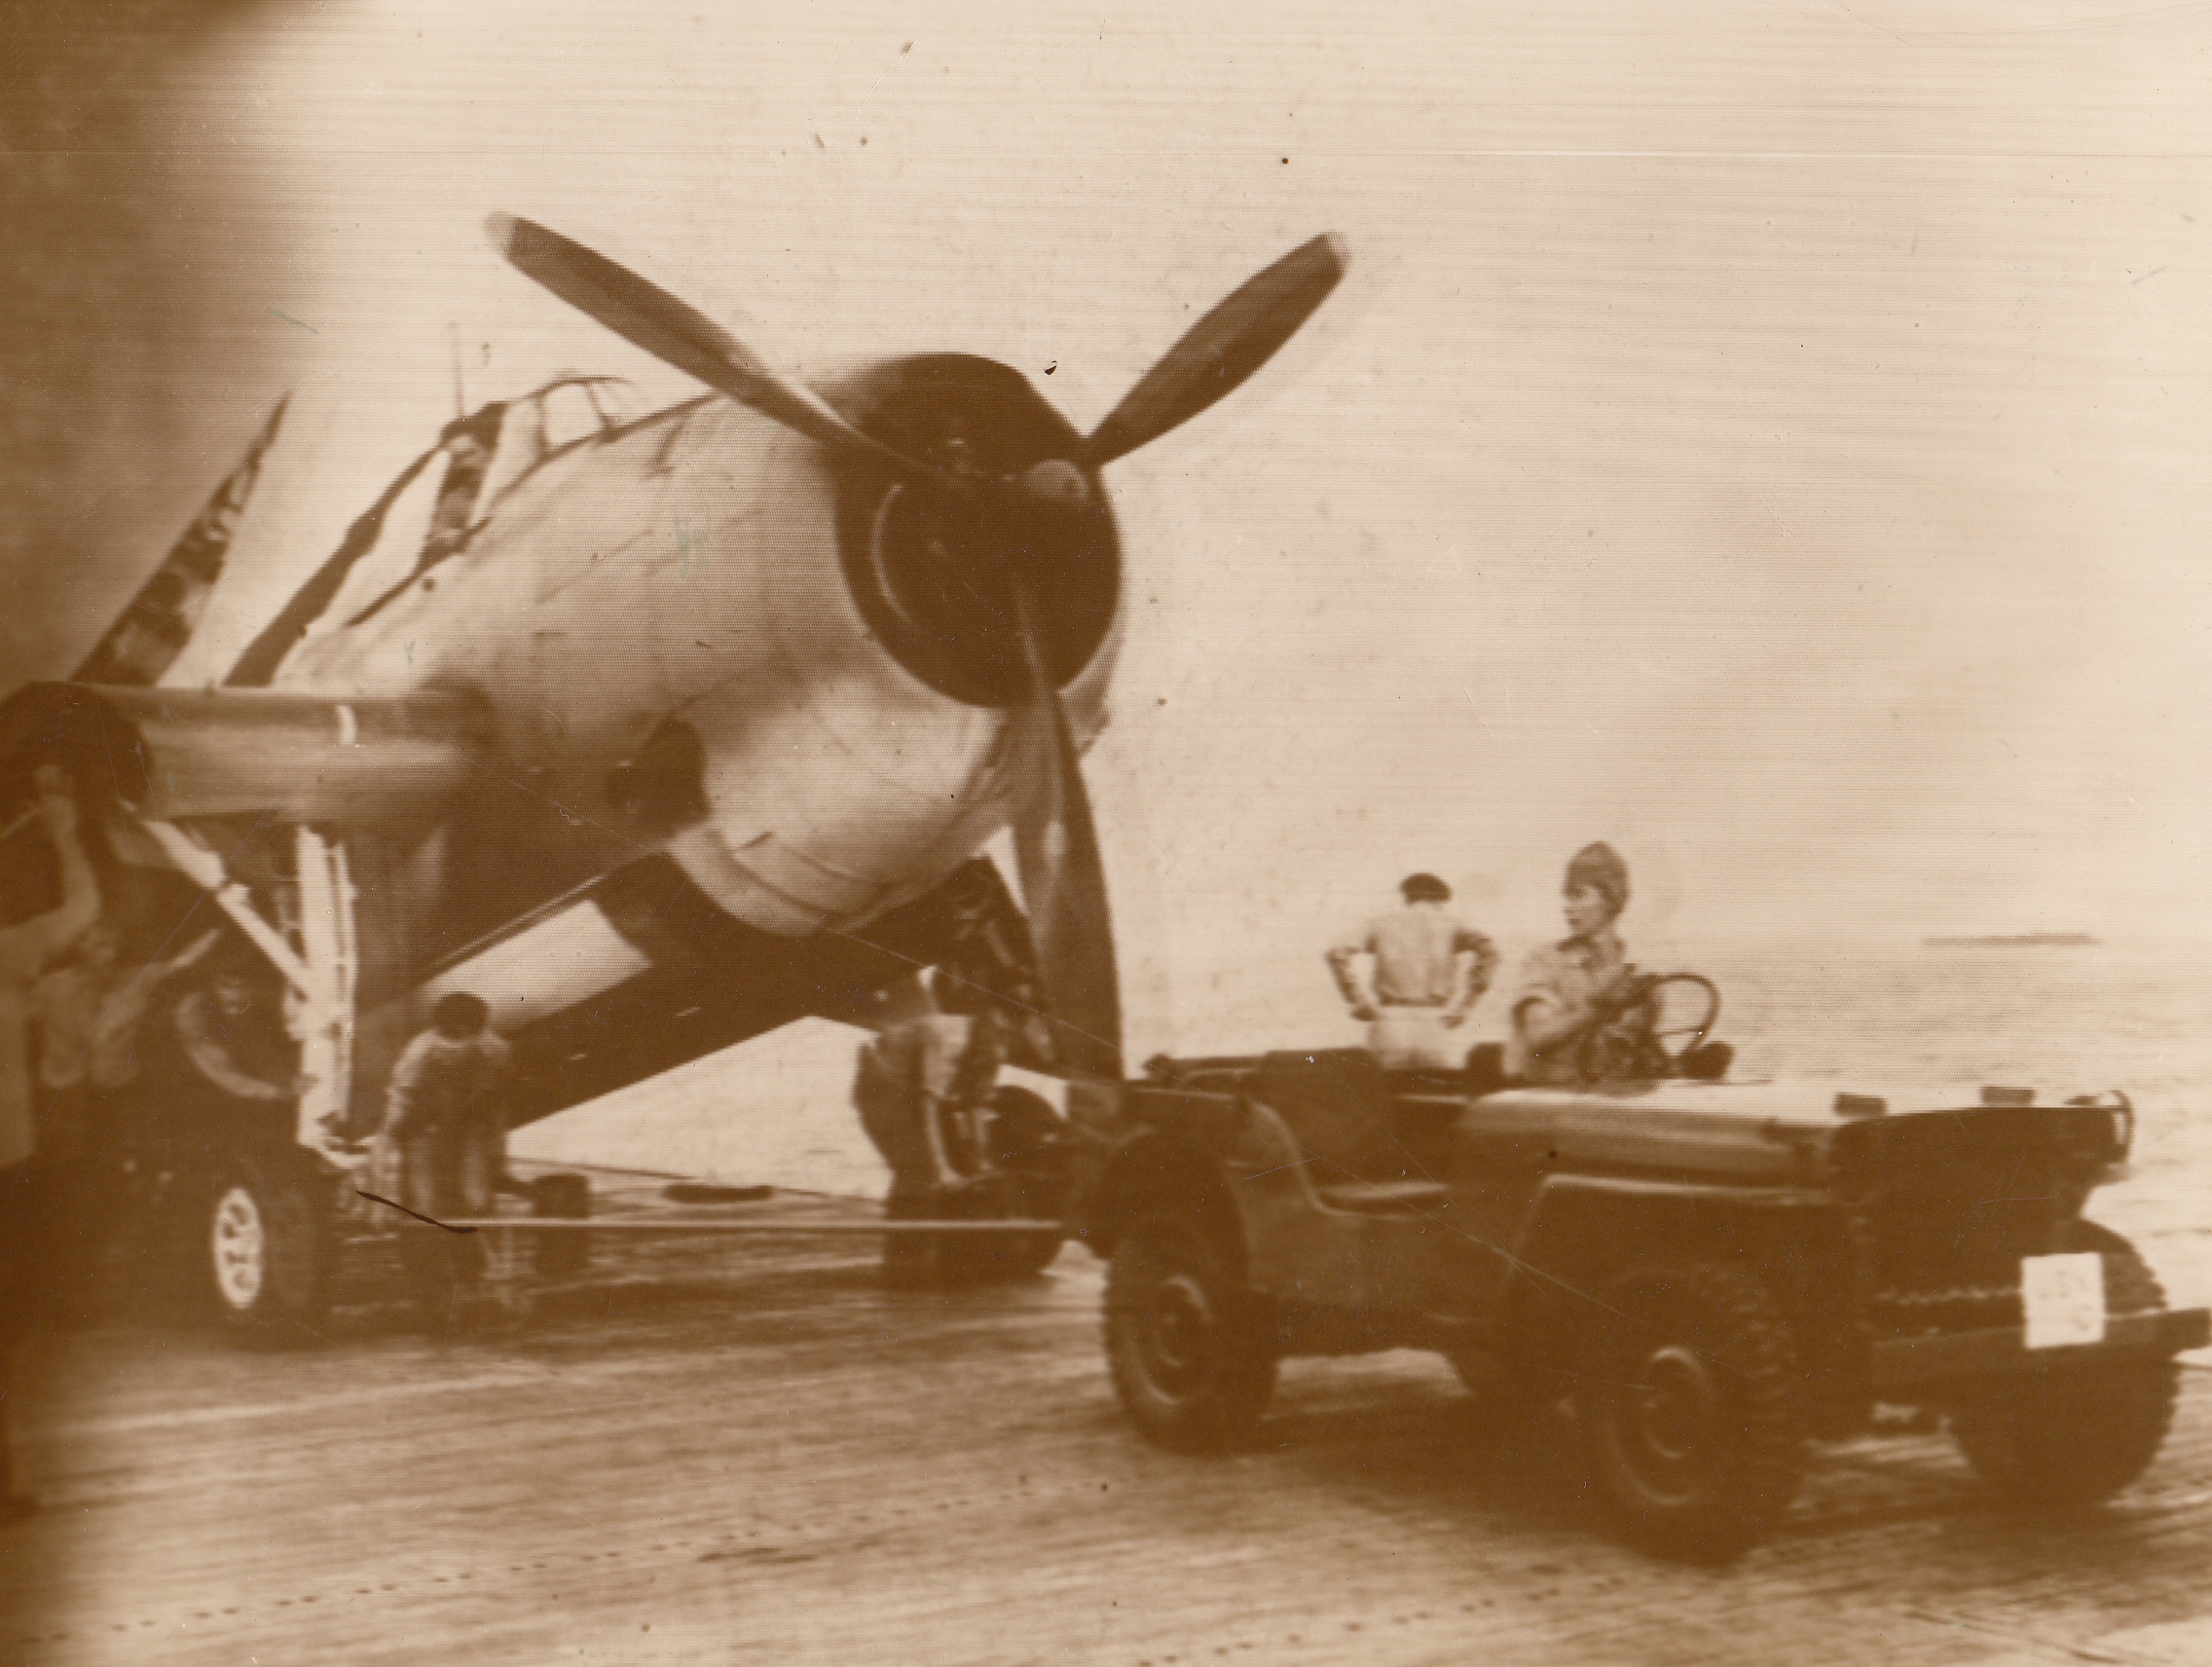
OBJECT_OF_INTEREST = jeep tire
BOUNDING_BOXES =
[1582,1260,1806,1560]
[1105,1211,1275,1451]
[1949,1220,2179,1509]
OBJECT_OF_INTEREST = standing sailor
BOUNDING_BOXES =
[379,994,513,1325]
[1327,873,1499,1072]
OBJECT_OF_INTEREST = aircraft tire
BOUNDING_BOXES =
[940,1087,1071,1282]
[204,1156,330,1347]
[530,1173,592,1278]
[1445,1346,1572,1430]
[941,1228,1065,1283]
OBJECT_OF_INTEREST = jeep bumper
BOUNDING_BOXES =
[1868,1306,2211,1395]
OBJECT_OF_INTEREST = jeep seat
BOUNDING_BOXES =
[1249,1050,1455,1193]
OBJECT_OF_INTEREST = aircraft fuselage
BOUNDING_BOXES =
[275,367,1121,992]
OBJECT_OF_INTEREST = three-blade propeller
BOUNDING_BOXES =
[488,212,1346,1078]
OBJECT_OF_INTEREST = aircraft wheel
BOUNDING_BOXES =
[982,1087,1065,1167]
[945,1087,1071,1281]
[880,1223,941,1288]
[529,1172,592,1278]
[206,1158,330,1346]
[943,1227,1065,1283]
[880,1218,1063,1286]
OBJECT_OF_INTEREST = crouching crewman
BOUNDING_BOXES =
[853,972,1011,1209]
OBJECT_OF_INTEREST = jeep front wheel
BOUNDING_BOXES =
[1583,1261,1806,1560]
[1949,1221,2179,1508]
[1104,1212,1275,1451]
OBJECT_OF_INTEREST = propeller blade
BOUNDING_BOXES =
[487,213,957,490]
[1009,589,1124,1080]
[1080,233,1347,469]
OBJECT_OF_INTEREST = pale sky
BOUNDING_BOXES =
[10,0,2212,1057]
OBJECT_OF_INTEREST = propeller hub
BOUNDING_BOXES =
[830,355,1121,709]
[1018,459,1089,509]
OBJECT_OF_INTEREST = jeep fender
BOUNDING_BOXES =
[1082,1131,1244,1262]
[1081,1100,1305,1266]
[1494,1176,1849,1367]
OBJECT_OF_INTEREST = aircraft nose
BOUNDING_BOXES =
[829,354,1122,710]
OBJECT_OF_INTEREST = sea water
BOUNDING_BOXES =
[511,939,2212,1307]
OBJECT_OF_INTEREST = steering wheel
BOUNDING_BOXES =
[1573,973,1722,1082]
[1643,974,1721,1067]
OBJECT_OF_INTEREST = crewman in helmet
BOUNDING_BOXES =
[1327,872,1500,1072]
[1507,842,1658,1085]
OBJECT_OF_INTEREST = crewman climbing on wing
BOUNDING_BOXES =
[1327,873,1500,1072]
[36,925,221,1136]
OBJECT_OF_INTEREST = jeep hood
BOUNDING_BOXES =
[1457,1078,2133,1189]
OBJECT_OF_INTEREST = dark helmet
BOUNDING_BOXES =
[1399,872,1452,904]
[1565,842,1631,913]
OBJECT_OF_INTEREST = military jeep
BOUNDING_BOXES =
[1066,1046,2209,1558]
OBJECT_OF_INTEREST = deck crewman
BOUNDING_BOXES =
[33,924,218,1259]
[165,947,310,1128]
[379,993,513,1325]
[1328,873,1499,1072]
[853,971,1014,1207]
[1505,842,1734,1087]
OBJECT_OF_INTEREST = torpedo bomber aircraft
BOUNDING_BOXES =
[0,215,1347,1319]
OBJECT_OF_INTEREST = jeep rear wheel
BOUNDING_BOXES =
[1105,1212,1275,1451]
[1583,1261,1805,1560]
[1949,1221,2179,1508]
